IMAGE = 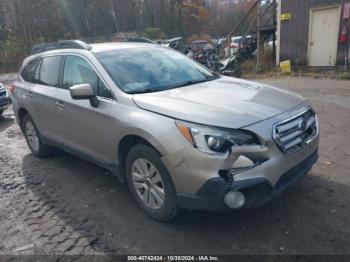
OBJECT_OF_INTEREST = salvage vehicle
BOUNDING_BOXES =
[191,48,242,77]
[188,47,242,77]
[11,40,319,221]
[0,82,11,116]
[230,35,253,54]
[190,40,213,55]
[161,37,189,54]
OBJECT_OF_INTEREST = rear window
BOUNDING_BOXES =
[38,56,63,87]
[21,59,40,83]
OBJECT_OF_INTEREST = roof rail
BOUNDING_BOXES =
[31,40,92,55]
[114,37,157,44]
[166,37,183,43]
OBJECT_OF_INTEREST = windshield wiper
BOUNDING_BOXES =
[169,78,216,90]
[128,76,220,94]
[127,88,155,94]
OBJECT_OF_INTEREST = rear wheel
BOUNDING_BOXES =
[22,114,54,157]
[125,144,178,221]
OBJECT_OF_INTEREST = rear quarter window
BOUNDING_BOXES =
[21,59,40,83]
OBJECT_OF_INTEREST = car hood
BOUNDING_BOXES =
[132,77,305,129]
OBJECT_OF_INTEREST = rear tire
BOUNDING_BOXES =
[125,144,178,222]
[22,114,54,157]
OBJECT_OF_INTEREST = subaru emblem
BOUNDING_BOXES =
[298,119,307,131]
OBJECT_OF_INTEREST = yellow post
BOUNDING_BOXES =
[280,60,291,73]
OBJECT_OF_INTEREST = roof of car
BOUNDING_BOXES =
[24,41,161,66]
[30,41,160,57]
[90,42,158,53]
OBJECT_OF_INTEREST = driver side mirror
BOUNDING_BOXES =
[69,84,100,108]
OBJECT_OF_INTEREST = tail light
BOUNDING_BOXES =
[9,83,16,94]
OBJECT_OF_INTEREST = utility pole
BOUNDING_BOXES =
[110,8,119,34]
[256,0,262,71]
[272,0,277,60]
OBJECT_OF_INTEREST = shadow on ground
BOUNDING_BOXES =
[0,114,14,132]
[22,149,350,255]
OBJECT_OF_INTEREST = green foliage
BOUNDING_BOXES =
[0,36,30,73]
[2,36,23,54]
[143,27,166,40]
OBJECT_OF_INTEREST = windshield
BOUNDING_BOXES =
[95,47,219,94]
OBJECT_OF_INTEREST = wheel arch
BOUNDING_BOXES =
[18,107,29,130]
[117,134,165,181]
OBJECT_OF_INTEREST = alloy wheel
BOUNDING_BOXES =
[25,121,40,152]
[131,158,165,209]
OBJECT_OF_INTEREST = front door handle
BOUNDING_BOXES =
[56,101,66,109]
[26,91,33,97]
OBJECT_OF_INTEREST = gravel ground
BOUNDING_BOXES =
[0,77,350,256]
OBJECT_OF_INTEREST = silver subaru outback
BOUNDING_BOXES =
[11,40,319,221]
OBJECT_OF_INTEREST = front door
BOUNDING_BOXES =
[309,6,340,66]
[53,55,116,164]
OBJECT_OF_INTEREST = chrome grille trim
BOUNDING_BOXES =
[273,108,318,154]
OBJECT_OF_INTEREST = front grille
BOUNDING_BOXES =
[273,108,318,154]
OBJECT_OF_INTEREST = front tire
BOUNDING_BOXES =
[125,144,178,221]
[22,114,53,157]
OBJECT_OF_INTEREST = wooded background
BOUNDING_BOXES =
[0,0,258,73]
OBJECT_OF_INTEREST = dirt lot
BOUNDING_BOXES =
[0,77,350,256]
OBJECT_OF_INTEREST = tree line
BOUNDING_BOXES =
[0,0,260,42]
[0,0,257,73]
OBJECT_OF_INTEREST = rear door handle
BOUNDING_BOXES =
[56,101,66,109]
[26,91,33,97]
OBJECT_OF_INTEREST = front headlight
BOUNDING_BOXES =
[175,120,260,154]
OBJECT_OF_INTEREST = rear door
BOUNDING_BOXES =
[19,56,64,141]
[16,58,41,119]
[52,55,116,164]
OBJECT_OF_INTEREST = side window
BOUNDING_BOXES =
[98,78,113,99]
[21,59,40,83]
[38,56,62,87]
[63,56,112,99]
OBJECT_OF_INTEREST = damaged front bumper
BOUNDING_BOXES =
[176,150,318,211]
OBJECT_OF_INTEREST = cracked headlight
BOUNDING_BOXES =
[176,120,260,154]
